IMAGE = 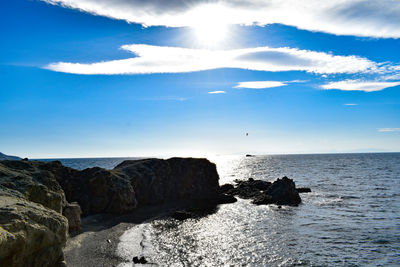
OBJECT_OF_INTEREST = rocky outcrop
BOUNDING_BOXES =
[114,158,221,206]
[0,152,21,161]
[253,177,301,205]
[223,176,304,206]
[0,196,68,267]
[56,166,137,216]
[0,160,66,213]
[0,157,235,266]
[0,160,69,267]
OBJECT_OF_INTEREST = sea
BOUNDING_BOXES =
[39,153,400,266]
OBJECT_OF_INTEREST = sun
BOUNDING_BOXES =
[192,20,228,46]
[189,5,230,47]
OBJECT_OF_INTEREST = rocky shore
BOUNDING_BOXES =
[0,157,310,266]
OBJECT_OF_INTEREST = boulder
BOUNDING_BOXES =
[0,195,68,267]
[63,202,82,233]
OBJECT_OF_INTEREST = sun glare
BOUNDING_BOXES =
[189,5,230,47]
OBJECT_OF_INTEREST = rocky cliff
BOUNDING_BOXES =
[0,157,225,266]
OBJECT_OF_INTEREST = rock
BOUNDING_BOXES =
[219,183,234,194]
[172,210,193,220]
[0,195,68,267]
[115,158,220,206]
[297,187,312,193]
[224,176,305,206]
[229,178,272,199]
[55,166,137,216]
[0,160,66,213]
[62,202,82,233]
[0,152,21,161]
[215,193,237,204]
[133,256,148,264]
[261,176,301,206]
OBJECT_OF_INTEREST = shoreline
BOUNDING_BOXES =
[64,201,213,267]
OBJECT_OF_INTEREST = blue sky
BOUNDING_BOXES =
[1,0,400,158]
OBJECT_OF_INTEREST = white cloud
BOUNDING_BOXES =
[378,128,400,132]
[43,0,400,38]
[343,103,358,106]
[235,81,287,89]
[45,44,376,75]
[321,80,400,92]
[208,91,226,94]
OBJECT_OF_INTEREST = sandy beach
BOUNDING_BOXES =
[64,202,200,267]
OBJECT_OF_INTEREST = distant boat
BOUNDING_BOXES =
[246,154,255,157]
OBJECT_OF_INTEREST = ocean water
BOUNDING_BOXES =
[42,153,400,266]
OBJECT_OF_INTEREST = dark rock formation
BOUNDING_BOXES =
[63,202,82,233]
[0,152,21,161]
[56,166,137,216]
[297,187,312,193]
[114,157,220,206]
[256,176,301,205]
[223,176,303,206]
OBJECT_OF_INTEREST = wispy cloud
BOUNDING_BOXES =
[43,0,400,38]
[344,103,358,106]
[45,44,376,75]
[235,81,287,89]
[208,91,226,94]
[321,80,400,92]
[378,128,400,132]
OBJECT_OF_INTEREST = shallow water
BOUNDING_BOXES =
[42,153,400,266]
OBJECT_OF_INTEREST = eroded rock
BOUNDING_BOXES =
[0,196,68,267]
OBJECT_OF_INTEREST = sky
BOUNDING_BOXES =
[1,0,400,158]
